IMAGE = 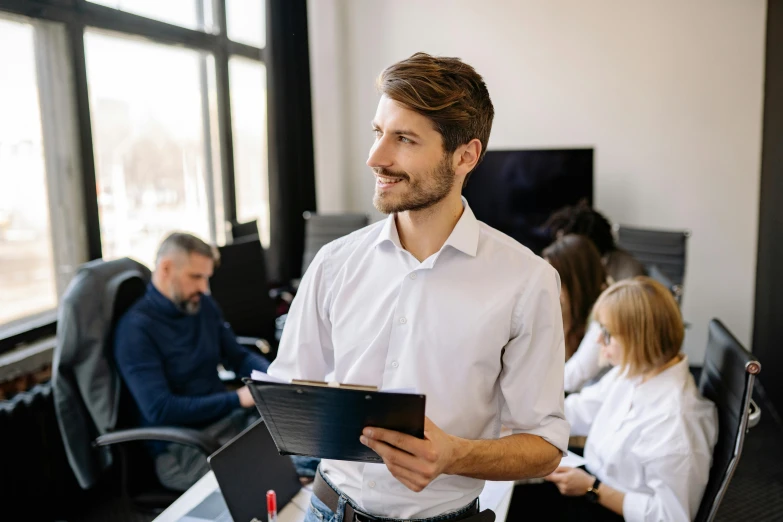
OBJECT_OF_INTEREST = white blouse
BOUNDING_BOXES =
[564,320,605,393]
[565,356,718,522]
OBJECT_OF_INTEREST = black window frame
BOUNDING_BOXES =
[0,0,316,355]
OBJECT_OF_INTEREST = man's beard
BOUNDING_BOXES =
[172,287,202,315]
[372,156,456,215]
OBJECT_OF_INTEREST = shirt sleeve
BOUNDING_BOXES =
[267,245,334,381]
[564,321,603,393]
[499,263,569,454]
[219,318,270,376]
[114,313,240,427]
[563,367,617,436]
[622,451,712,522]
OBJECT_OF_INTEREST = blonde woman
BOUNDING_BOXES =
[542,277,718,521]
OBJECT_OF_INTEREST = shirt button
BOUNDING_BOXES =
[399,317,407,324]
[368,481,376,488]
[409,272,417,280]
[391,361,399,368]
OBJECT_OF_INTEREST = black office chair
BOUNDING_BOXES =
[302,212,369,274]
[615,224,690,303]
[231,219,259,241]
[53,258,221,514]
[695,319,762,522]
[209,235,279,359]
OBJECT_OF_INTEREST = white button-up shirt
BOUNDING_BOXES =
[565,356,718,522]
[268,200,569,519]
[564,321,604,393]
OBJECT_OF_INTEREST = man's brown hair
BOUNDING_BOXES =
[377,52,494,186]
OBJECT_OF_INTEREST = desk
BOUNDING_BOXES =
[153,472,514,522]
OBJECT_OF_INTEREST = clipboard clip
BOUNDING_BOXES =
[290,379,379,392]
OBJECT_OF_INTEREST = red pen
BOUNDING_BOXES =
[266,490,277,522]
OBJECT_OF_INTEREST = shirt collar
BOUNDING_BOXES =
[631,354,692,407]
[147,282,187,317]
[372,197,480,258]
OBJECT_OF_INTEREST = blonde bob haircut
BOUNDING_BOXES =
[593,276,684,377]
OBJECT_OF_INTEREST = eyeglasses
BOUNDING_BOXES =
[599,324,612,346]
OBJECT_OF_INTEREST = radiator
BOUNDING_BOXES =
[0,382,88,520]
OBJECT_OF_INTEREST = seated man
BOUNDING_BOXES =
[114,232,272,491]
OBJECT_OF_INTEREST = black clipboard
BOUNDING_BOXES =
[243,377,426,463]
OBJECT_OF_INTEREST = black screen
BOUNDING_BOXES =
[462,148,593,254]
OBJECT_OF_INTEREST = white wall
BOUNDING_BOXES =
[307,0,767,361]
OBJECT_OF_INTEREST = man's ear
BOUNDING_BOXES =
[159,257,172,277]
[454,139,482,179]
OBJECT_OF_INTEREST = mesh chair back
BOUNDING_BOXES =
[695,319,761,522]
[616,225,689,287]
[302,212,369,274]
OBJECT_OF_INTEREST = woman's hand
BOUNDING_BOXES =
[544,466,595,496]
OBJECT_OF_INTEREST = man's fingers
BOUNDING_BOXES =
[384,461,430,492]
[361,437,436,477]
[363,427,428,457]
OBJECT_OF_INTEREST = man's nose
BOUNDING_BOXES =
[367,136,393,169]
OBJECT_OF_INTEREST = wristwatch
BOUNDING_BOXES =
[585,477,602,504]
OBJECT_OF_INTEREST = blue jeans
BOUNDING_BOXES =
[304,470,479,522]
[291,455,321,479]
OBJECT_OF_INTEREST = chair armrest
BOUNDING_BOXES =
[269,287,295,304]
[236,336,271,355]
[93,427,222,455]
[748,399,762,429]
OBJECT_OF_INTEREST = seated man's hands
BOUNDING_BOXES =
[236,385,255,408]
[360,417,461,492]
[544,466,594,496]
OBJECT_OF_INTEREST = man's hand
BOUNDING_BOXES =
[236,385,254,408]
[360,417,464,492]
[544,466,594,496]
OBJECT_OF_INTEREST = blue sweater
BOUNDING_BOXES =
[114,284,269,452]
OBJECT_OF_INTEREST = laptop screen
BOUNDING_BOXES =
[181,419,302,522]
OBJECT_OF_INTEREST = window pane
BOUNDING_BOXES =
[230,57,270,246]
[226,0,265,48]
[86,31,219,268]
[89,0,215,32]
[0,18,58,327]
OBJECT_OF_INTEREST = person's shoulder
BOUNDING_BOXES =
[477,222,556,277]
[639,386,718,455]
[315,219,386,265]
[114,296,157,342]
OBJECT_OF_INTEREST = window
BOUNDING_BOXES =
[85,31,221,268]
[0,0,287,351]
[0,18,58,328]
[89,0,216,32]
[226,0,265,47]
[230,57,270,246]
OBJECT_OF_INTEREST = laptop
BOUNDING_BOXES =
[178,418,302,522]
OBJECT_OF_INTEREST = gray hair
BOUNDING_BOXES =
[155,232,220,267]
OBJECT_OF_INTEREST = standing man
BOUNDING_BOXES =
[269,52,568,521]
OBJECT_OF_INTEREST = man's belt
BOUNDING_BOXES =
[312,470,494,522]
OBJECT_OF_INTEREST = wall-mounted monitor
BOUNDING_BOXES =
[462,148,593,254]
